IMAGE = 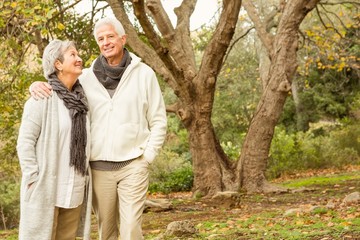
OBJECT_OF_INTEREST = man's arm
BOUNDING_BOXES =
[29,81,53,100]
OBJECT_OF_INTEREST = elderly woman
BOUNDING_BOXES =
[16,39,92,240]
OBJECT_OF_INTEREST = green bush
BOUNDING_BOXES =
[267,122,360,179]
[0,178,20,230]
[148,150,193,194]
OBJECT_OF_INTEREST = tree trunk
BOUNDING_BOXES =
[238,79,289,193]
[188,99,236,197]
[238,0,320,193]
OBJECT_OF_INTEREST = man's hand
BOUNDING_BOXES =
[30,82,52,100]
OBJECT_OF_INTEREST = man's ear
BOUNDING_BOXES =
[121,35,127,45]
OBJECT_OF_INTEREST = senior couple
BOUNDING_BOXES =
[16,17,167,240]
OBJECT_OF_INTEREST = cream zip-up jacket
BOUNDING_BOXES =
[80,52,167,163]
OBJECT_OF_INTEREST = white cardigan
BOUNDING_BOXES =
[16,94,92,240]
[80,52,167,164]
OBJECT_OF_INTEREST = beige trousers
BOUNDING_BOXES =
[92,158,149,240]
[51,204,82,240]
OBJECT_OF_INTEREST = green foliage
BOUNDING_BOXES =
[220,140,242,160]
[192,25,215,52]
[148,150,193,194]
[281,172,360,188]
[287,3,360,131]
[148,112,192,194]
[212,37,261,156]
[267,122,360,179]
[0,1,100,232]
[165,116,190,155]
[51,13,99,67]
[0,178,20,230]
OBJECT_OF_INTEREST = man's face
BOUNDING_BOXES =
[96,24,127,66]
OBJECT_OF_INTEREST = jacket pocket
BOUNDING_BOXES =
[24,179,38,202]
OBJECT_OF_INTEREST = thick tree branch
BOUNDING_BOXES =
[147,0,197,77]
[173,0,197,72]
[146,0,175,38]
[199,0,242,81]
[133,0,182,79]
[271,0,321,83]
[166,102,180,114]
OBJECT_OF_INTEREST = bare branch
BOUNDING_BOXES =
[142,0,185,79]
[172,0,197,72]
[223,26,255,64]
[242,0,274,53]
[321,0,360,6]
[319,3,348,30]
[315,5,343,39]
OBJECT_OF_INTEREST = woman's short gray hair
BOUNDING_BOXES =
[93,17,126,43]
[42,39,76,79]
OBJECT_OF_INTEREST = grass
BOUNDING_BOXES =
[281,171,360,188]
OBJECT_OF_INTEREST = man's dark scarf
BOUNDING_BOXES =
[93,48,132,89]
[48,74,88,176]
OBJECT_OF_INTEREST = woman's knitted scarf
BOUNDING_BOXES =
[93,48,132,89]
[48,74,89,176]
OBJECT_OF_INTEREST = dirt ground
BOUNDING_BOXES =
[142,167,360,239]
[0,168,359,240]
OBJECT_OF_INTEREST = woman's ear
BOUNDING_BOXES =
[54,59,62,72]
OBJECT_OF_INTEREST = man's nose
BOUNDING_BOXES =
[103,37,109,45]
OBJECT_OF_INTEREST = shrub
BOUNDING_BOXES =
[148,150,193,194]
[0,177,20,230]
[267,122,360,179]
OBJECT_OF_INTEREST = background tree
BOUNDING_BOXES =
[286,1,360,132]
[236,0,321,193]
[104,0,326,195]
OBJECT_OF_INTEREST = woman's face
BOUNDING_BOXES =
[56,47,83,79]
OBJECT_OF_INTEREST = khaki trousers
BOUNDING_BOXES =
[51,204,82,240]
[92,158,149,240]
